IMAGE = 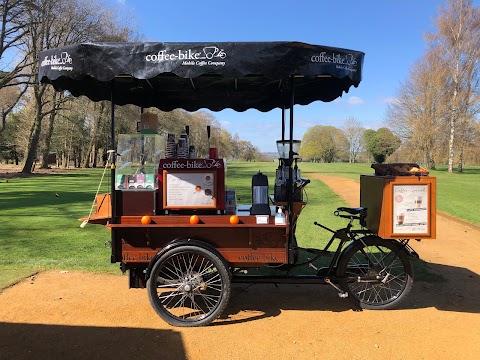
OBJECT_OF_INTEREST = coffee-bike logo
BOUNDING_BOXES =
[162,159,223,169]
[146,46,227,67]
[40,52,73,71]
[310,52,357,72]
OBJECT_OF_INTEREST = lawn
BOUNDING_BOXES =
[1,162,478,287]
[0,170,117,283]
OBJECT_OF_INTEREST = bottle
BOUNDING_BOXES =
[275,207,286,225]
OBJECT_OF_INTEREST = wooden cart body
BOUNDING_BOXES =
[111,214,289,287]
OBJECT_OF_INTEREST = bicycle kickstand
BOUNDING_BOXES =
[309,263,348,299]
[324,277,348,298]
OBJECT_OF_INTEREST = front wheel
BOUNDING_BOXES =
[147,245,231,327]
[337,236,413,310]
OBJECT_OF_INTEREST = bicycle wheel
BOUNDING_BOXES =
[337,235,413,310]
[147,245,231,327]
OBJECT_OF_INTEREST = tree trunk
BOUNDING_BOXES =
[1,109,5,132]
[82,102,103,168]
[40,93,58,169]
[92,143,98,168]
[22,86,46,174]
[457,143,464,173]
[447,83,459,174]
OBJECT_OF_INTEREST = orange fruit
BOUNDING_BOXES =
[190,215,199,224]
[141,215,151,225]
[229,215,239,224]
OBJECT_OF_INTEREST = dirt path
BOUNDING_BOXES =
[1,175,479,360]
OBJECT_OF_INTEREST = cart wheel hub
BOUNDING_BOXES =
[184,284,192,292]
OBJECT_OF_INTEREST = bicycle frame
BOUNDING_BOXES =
[231,210,372,285]
[309,214,372,278]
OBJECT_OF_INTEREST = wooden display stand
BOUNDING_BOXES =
[116,190,157,216]
[360,175,436,239]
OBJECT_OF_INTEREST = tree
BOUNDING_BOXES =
[386,51,448,169]
[228,133,263,161]
[300,125,348,162]
[427,0,480,173]
[0,84,23,131]
[0,0,34,133]
[364,128,401,163]
[20,0,137,173]
[342,117,365,163]
[0,0,33,89]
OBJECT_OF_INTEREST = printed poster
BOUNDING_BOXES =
[393,184,428,234]
[165,172,215,208]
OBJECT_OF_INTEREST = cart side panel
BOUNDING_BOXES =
[111,216,289,267]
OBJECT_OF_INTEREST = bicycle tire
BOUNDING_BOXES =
[147,245,231,327]
[337,235,413,310]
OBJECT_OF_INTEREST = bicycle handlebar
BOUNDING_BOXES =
[295,178,310,188]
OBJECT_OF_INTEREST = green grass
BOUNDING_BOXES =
[0,169,118,285]
[0,269,39,289]
[1,161,478,288]
[428,165,480,226]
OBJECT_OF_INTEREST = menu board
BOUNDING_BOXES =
[392,184,428,234]
[164,171,216,208]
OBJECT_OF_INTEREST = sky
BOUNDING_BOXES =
[109,0,476,152]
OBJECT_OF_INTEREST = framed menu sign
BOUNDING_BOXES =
[392,184,429,235]
[163,170,216,209]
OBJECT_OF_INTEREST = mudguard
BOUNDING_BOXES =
[336,234,410,273]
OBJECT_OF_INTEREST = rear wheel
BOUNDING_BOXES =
[337,236,413,310]
[147,245,231,327]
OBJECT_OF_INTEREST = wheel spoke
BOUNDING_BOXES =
[156,283,183,288]
[198,292,220,311]
[160,290,186,308]
[188,293,207,315]
[196,263,216,278]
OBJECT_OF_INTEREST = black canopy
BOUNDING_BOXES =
[38,41,364,112]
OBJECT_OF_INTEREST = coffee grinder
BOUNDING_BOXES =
[274,140,302,202]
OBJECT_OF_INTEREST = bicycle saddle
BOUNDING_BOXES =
[336,207,367,216]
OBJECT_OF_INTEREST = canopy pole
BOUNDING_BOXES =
[288,76,295,264]
[110,83,116,225]
[281,105,285,141]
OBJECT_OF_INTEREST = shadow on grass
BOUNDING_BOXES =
[216,260,479,325]
[0,170,100,180]
[0,322,185,360]
[0,190,96,214]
